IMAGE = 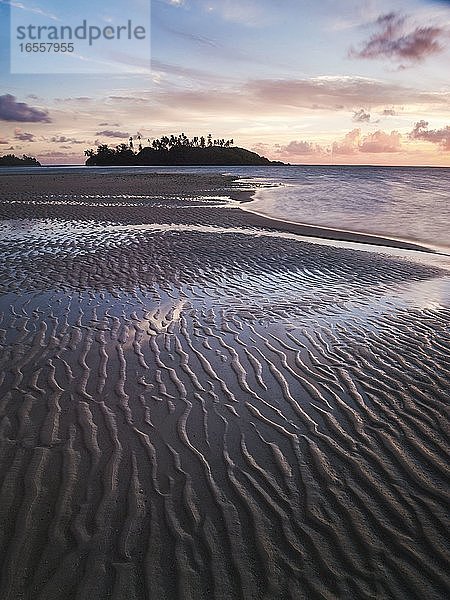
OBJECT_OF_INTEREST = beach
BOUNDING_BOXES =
[0,171,449,599]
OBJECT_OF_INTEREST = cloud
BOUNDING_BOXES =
[268,128,402,161]
[108,96,148,103]
[0,94,51,123]
[353,109,371,122]
[151,59,233,84]
[0,0,59,21]
[277,140,325,156]
[162,0,273,25]
[54,97,92,104]
[38,151,78,158]
[243,76,448,112]
[382,108,397,116]
[103,75,449,126]
[50,135,84,144]
[349,13,445,65]
[0,138,9,144]
[163,27,219,49]
[251,142,272,155]
[332,128,402,154]
[332,129,361,155]
[14,128,35,142]
[409,120,450,150]
[96,130,130,138]
[359,130,402,152]
[98,122,120,127]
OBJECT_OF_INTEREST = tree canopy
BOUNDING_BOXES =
[84,133,284,166]
[0,154,41,166]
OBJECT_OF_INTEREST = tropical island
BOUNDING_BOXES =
[0,154,41,167]
[84,133,286,166]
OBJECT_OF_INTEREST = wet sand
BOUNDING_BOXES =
[0,171,449,599]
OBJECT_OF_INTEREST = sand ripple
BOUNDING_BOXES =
[0,184,449,599]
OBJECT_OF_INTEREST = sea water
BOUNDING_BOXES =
[239,165,450,253]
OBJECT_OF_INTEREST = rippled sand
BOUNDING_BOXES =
[0,173,449,599]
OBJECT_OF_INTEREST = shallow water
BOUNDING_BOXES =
[243,165,450,253]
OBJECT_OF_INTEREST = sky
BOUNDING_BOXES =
[0,0,449,165]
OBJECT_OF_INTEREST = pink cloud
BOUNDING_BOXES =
[148,76,448,119]
[349,13,445,65]
[359,130,402,152]
[409,120,450,151]
[332,129,361,155]
[251,142,272,155]
[331,128,402,154]
[278,140,324,156]
[278,129,402,160]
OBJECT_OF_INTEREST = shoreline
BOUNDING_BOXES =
[228,188,440,255]
[0,170,442,256]
[239,202,437,254]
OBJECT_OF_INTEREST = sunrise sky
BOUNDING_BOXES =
[0,0,449,165]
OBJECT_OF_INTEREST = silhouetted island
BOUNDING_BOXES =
[0,154,41,167]
[85,133,285,166]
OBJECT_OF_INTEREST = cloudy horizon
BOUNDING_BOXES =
[0,0,449,165]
